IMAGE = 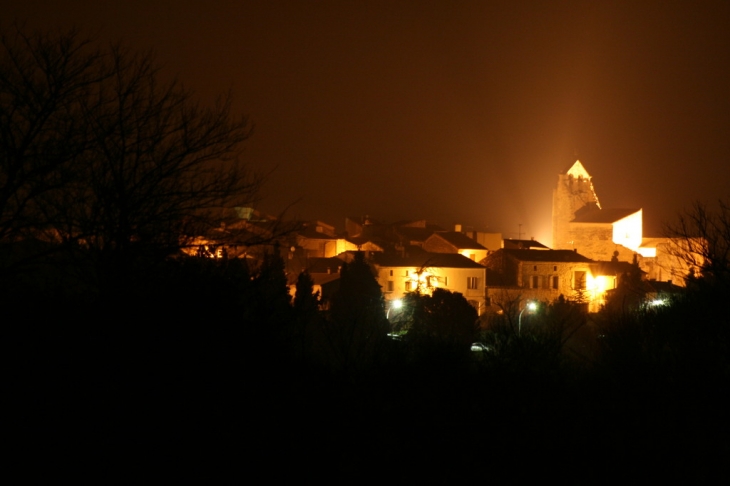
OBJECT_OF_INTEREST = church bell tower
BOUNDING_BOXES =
[552,160,601,250]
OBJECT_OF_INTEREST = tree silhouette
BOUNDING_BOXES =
[325,252,388,374]
[603,255,645,315]
[399,288,479,360]
[248,246,292,331]
[0,26,101,273]
[292,269,320,359]
[663,199,730,288]
[0,25,261,295]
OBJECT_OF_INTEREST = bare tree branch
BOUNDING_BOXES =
[1,25,266,292]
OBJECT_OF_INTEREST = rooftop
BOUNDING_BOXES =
[572,207,640,224]
[371,251,486,269]
[428,231,486,250]
[501,249,595,263]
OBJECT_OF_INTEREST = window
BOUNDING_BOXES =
[389,270,393,276]
[552,276,559,289]
[443,276,448,287]
[386,280,394,292]
[553,266,557,271]
[574,271,586,290]
[533,265,537,271]
[467,277,479,289]
[531,275,539,288]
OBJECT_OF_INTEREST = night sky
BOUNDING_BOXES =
[7,1,730,243]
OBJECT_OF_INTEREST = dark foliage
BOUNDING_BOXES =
[323,251,389,374]
[664,198,730,287]
[395,288,479,364]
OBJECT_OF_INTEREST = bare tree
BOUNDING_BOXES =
[662,199,730,287]
[0,26,101,248]
[63,47,257,289]
[0,25,262,291]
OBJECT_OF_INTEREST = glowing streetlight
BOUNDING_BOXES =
[518,301,537,335]
[387,298,402,319]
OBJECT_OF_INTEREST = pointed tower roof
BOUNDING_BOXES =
[565,160,591,179]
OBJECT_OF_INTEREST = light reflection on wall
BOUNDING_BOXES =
[612,210,643,252]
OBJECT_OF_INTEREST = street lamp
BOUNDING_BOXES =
[518,301,537,335]
[387,298,402,319]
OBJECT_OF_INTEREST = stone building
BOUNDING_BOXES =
[485,248,639,313]
[370,251,487,314]
[423,231,488,262]
[551,160,693,284]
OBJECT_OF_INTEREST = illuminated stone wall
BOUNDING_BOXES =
[612,210,643,251]
[376,264,486,314]
[551,161,690,285]
[567,223,636,262]
[486,251,608,311]
[552,161,601,250]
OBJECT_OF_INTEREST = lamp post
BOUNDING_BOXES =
[518,301,537,335]
[387,298,402,320]
[386,299,403,340]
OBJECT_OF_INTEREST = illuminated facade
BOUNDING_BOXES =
[370,252,487,314]
[552,160,641,260]
[552,160,692,284]
[485,248,632,312]
[422,231,488,262]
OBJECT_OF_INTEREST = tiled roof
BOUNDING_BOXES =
[394,226,437,243]
[502,239,549,250]
[371,251,485,269]
[430,231,486,250]
[392,219,444,231]
[296,225,338,240]
[501,249,595,263]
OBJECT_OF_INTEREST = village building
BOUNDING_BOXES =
[551,160,694,284]
[370,250,487,314]
[484,248,639,313]
[422,231,488,262]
